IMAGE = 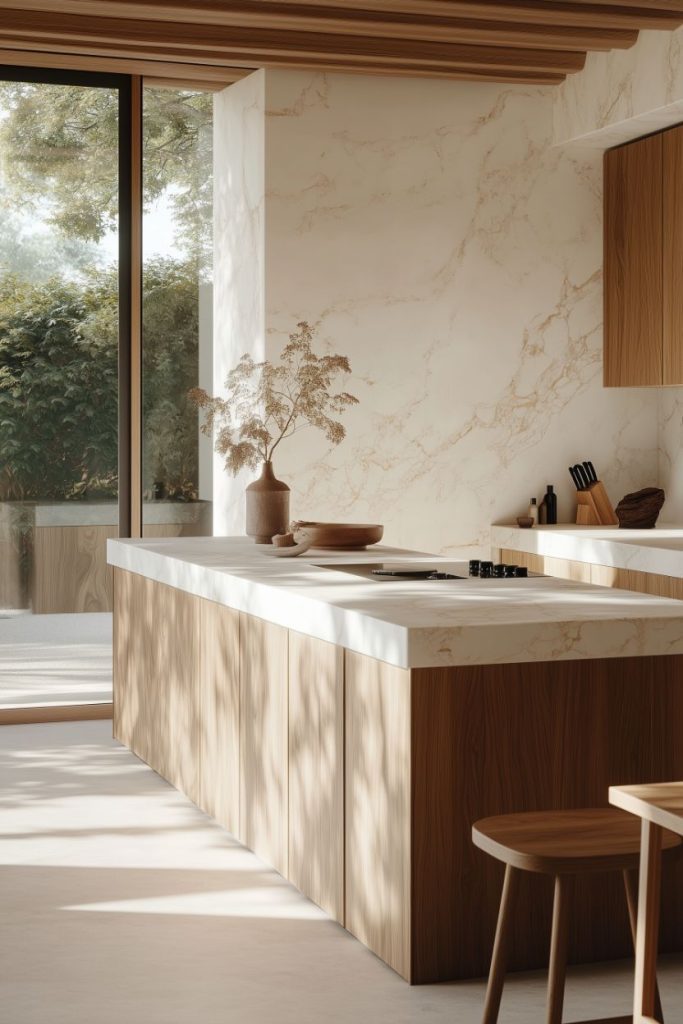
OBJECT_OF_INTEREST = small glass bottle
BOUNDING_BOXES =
[544,484,557,525]
[528,497,538,525]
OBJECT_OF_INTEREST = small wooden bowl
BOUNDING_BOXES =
[291,521,384,550]
[516,516,534,529]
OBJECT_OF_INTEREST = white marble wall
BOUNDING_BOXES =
[214,70,660,555]
[554,25,683,148]
[213,72,266,530]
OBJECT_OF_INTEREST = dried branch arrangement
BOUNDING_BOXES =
[190,322,358,475]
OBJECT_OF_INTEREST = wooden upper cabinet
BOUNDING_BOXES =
[664,125,683,385]
[604,124,683,386]
[604,132,663,387]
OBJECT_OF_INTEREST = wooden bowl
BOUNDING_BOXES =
[291,521,384,550]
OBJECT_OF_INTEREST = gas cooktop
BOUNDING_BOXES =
[318,560,542,581]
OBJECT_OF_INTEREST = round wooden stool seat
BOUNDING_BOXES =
[473,807,681,875]
[472,808,682,1023]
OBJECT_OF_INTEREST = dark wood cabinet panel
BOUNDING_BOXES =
[664,124,683,384]
[604,132,663,386]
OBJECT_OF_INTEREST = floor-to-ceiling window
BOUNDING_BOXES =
[0,69,130,713]
[141,84,213,539]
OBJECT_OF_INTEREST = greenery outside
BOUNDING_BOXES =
[0,82,212,503]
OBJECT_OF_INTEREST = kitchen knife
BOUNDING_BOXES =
[584,461,598,483]
[573,463,590,489]
[568,466,581,490]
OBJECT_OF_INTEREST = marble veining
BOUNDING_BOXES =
[107,537,683,670]
[213,70,659,558]
[555,26,683,148]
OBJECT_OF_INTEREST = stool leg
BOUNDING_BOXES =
[482,864,519,1024]
[547,875,572,1024]
[623,867,664,1023]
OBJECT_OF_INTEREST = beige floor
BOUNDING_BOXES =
[1,721,681,1024]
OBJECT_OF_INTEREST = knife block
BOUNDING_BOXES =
[575,481,619,526]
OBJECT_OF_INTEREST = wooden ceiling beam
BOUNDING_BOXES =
[256,0,683,30]
[0,1,679,86]
[0,38,566,85]
[0,1,640,52]
[0,46,246,86]
[0,33,581,79]
[0,11,588,74]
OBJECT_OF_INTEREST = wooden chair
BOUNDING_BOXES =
[472,808,681,1024]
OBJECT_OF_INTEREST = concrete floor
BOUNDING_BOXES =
[0,613,112,707]
[1,720,681,1024]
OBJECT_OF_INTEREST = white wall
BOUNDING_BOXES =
[214,69,660,555]
[213,72,266,535]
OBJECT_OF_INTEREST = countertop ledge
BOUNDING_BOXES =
[107,537,683,670]
[492,523,683,578]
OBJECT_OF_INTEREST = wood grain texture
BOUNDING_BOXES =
[199,598,240,836]
[33,524,118,613]
[472,807,680,874]
[604,133,663,386]
[0,45,243,85]
[288,630,344,923]
[129,74,143,539]
[0,504,25,610]
[0,702,112,725]
[0,0,680,84]
[409,655,683,982]
[499,547,546,576]
[633,821,663,1023]
[113,568,201,803]
[663,123,683,385]
[611,781,683,835]
[239,611,289,877]
[500,549,683,599]
[345,649,411,981]
[590,562,683,598]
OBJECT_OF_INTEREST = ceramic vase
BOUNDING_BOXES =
[245,461,290,543]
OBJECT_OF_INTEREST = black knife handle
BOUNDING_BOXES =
[573,463,589,489]
[585,460,598,483]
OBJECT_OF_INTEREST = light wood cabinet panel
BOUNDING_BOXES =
[288,630,344,923]
[500,549,683,599]
[200,599,240,836]
[33,524,118,613]
[590,563,683,599]
[345,650,411,981]
[499,547,545,575]
[112,568,201,804]
[664,124,683,384]
[604,133,663,386]
[239,612,289,876]
[544,554,592,583]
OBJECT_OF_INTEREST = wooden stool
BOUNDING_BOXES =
[472,808,681,1024]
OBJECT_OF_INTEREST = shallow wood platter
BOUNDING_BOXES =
[291,521,383,550]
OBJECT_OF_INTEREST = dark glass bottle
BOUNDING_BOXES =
[544,485,557,525]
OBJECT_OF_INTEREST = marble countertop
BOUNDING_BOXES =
[107,536,683,670]
[491,523,683,578]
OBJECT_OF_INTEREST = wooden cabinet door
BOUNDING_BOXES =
[239,612,289,876]
[288,630,344,923]
[604,133,663,386]
[200,599,240,836]
[113,570,201,805]
[664,124,683,384]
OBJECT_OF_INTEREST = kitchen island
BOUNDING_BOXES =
[108,537,683,983]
